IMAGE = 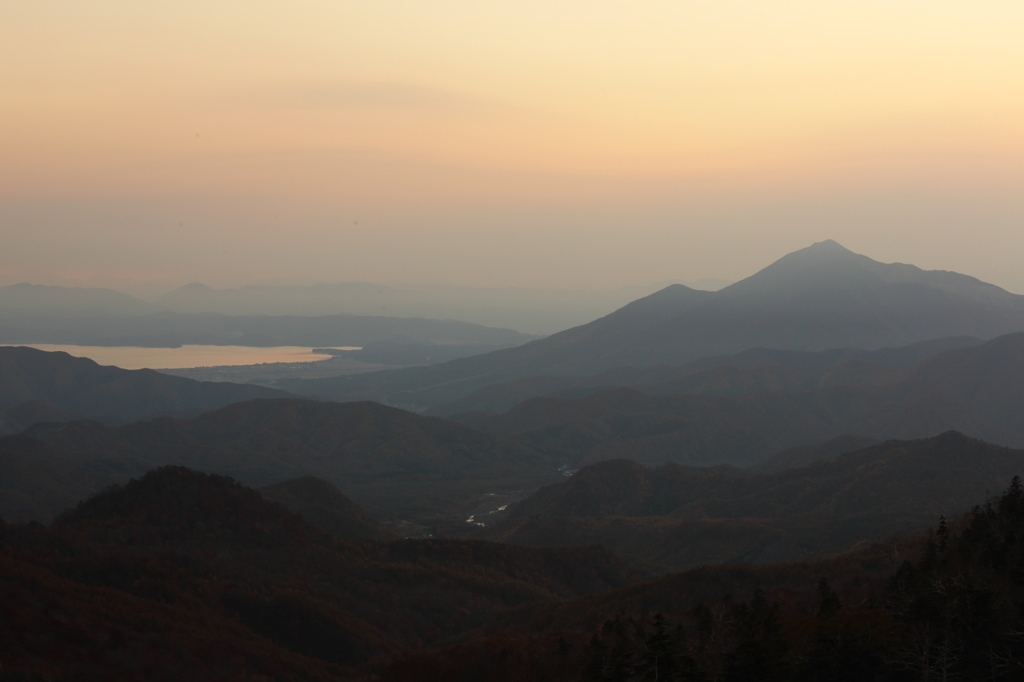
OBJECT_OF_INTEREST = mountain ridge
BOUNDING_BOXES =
[430,335,981,416]
[475,430,1023,572]
[279,241,1024,410]
[0,345,291,420]
[452,332,1024,468]
[0,397,561,525]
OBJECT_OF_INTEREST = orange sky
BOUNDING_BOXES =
[2,1,1023,291]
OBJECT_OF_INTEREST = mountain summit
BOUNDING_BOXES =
[280,242,1024,410]
[725,240,1016,309]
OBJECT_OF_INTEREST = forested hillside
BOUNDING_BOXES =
[457,333,1024,466]
[0,398,560,525]
[382,479,1024,681]
[7,466,1022,680]
[0,467,637,680]
[476,432,1024,572]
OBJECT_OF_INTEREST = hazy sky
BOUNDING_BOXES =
[2,1,1023,292]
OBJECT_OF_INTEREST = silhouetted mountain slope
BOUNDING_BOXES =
[430,336,981,416]
[0,400,76,436]
[513,431,1015,520]
[1,466,637,679]
[750,435,880,472]
[477,432,1022,572]
[893,331,1024,435]
[261,476,398,542]
[380,542,925,681]
[455,333,1024,466]
[462,388,842,466]
[477,533,926,638]
[668,239,1024,358]
[282,241,1022,411]
[0,346,291,422]
[0,550,355,681]
[0,398,560,524]
[384,481,1024,682]
[274,287,714,409]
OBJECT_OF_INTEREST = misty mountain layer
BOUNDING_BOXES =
[455,333,1024,467]
[0,397,560,524]
[0,307,537,350]
[278,240,1024,410]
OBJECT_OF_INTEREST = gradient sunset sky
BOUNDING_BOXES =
[2,1,1023,291]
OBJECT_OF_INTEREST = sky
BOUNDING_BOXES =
[2,1,1023,293]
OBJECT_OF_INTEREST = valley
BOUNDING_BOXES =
[4,241,1024,680]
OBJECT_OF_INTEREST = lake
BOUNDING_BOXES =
[2,344,361,370]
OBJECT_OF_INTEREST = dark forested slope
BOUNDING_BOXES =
[0,466,637,680]
[381,479,1024,682]
[260,476,399,542]
[457,333,1024,466]
[0,345,290,421]
[0,400,77,436]
[477,432,1024,572]
[0,398,561,524]
[433,335,980,416]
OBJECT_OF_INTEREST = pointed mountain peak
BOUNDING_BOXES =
[808,239,850,251]
[786,239,859,261]
[177,282,214,292]
[611,282,714,320]
[719,241,882,296]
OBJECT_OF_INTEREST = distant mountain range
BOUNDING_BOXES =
[155,280,721,335]
[0,283,163,317]
[0,307,537,351]
[453,333,1024,467]
[4,329,1024,524]
[0,397,559,525]
[0,280,546,361]
[278,241,1024,411]
[0,346,289,428]
[433,335,982,416]
[1,279,725,338]
[477,431,1022,572]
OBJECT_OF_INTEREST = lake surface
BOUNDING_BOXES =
[3,344,361,370]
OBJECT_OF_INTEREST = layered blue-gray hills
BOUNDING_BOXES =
[5,240,1024,681]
